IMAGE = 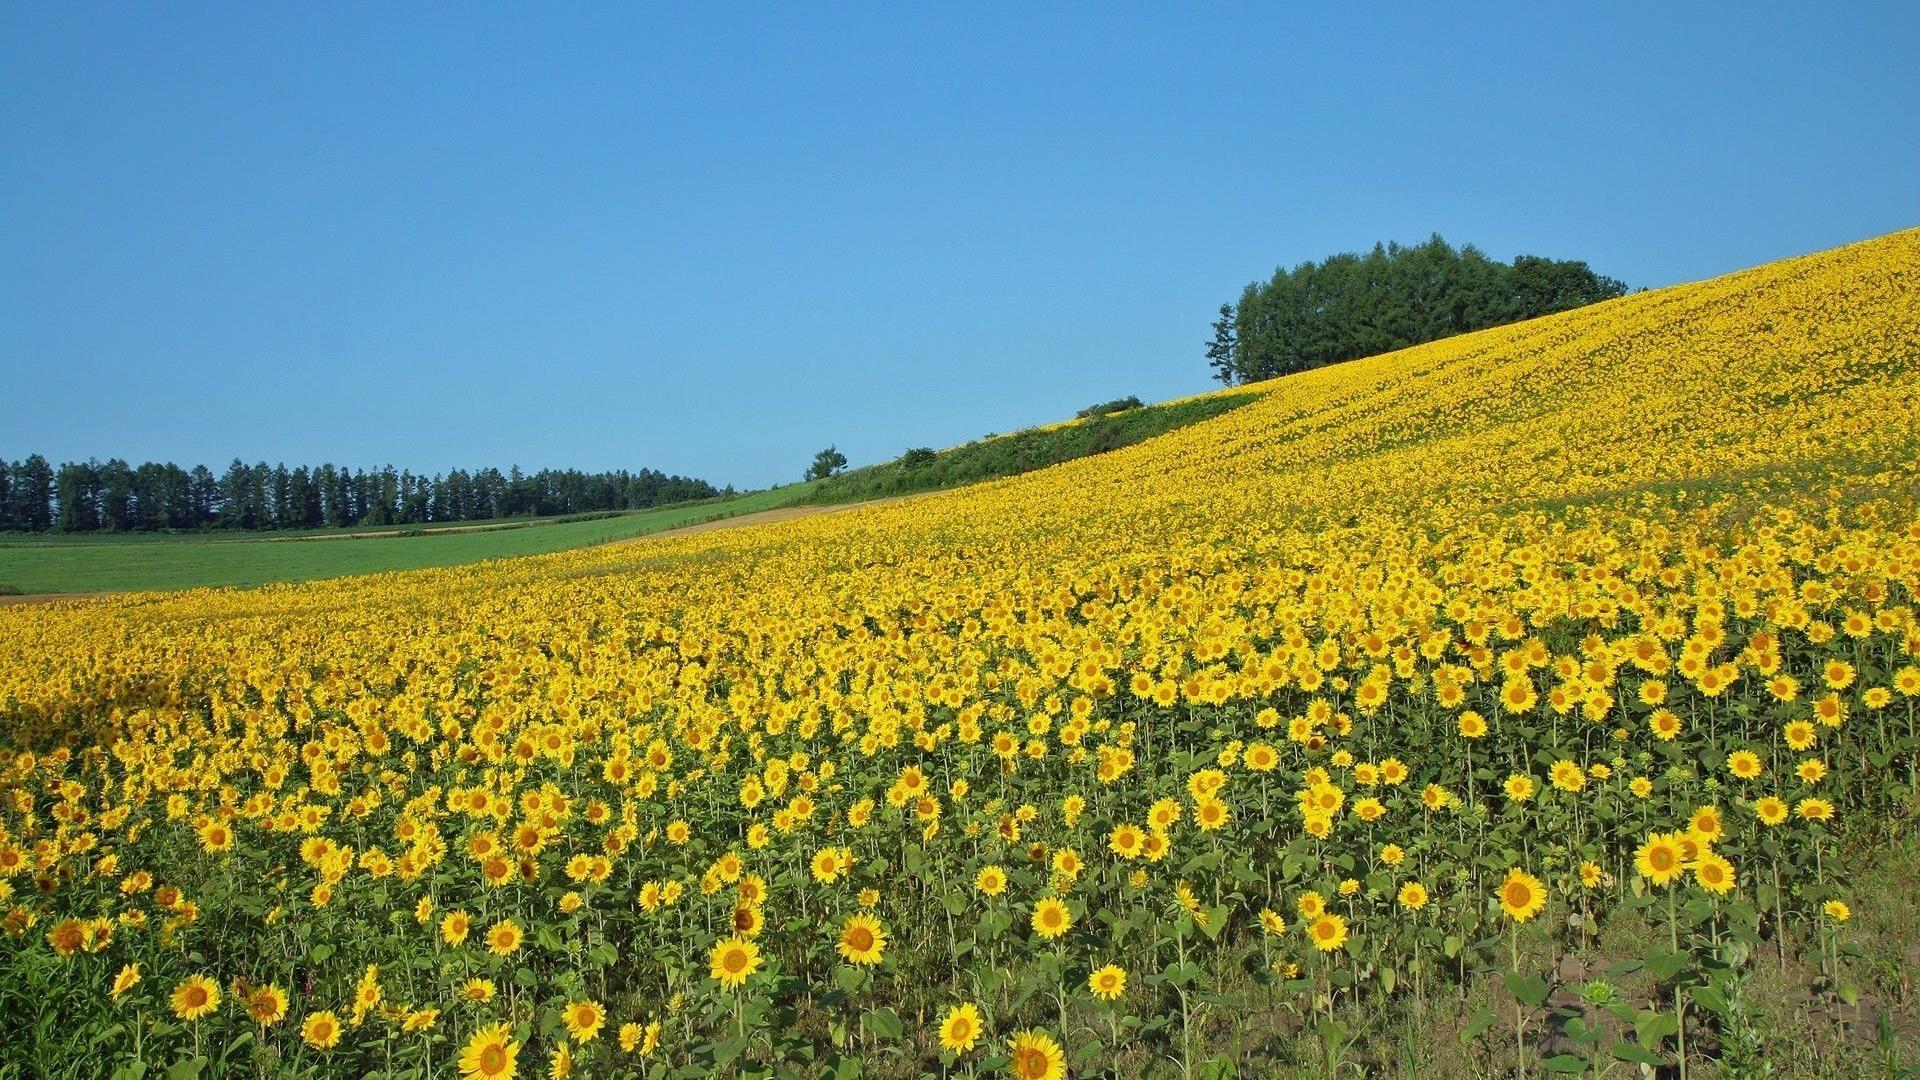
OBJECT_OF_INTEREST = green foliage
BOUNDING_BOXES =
[805,447,850,482]
[1075,396,1145,419]
[799,391,1259,506]
[0,454,720,535]
[1227,234,1626,382]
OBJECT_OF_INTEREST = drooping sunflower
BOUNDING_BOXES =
[1308,913,1349,952]
[938,1002,983,1054]
[1088,964,1126,1001]
[837,913,888,966]
[1030,897,1072,940]
[1006,1029,1066,1080]
[709,935,762,989]
[110,963,141,1000]
[562,998,605,1043]
[459,1022,519,1080]
[1635,832,1686,886]
[170,974,220,1021]
[1498,868,1546,923]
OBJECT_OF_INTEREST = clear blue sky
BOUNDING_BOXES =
[3,4,1915,490]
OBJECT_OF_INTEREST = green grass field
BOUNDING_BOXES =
[0,486,813,595]
[1,389,1261,595]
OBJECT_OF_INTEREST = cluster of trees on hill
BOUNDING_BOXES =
[1208,235,1627,384]
[0,455,721,533]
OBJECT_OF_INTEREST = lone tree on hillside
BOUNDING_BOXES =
[1205,303,1237,384]
[805,447,848,481]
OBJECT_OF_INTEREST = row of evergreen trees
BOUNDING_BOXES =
[1208,235,1627,384]
[0,455,722,533]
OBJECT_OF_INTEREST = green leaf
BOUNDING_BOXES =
[1504,971,1549,1008]
[1071,1040,1107,1066]
[1543,1054,1587,1073]
[1460,1009,1497,1045]
[306,942,335,963]
[711,1035,750,1068]
[1688,984,1728,1019]
[942,893,968,916]
[862,1008,904,1039]
[1635,1010,1679,1047]
[1643,948,1689,983]
[1609,1042,1663,1066]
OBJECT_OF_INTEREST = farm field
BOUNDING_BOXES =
[1,226,1918,1080]
[0,390,1262,599]
[0,487,814,596]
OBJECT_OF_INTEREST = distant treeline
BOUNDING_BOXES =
[1209,235,1626,384]
[0,455,722,533]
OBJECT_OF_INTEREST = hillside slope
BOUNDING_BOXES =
[2,229,1917,1076]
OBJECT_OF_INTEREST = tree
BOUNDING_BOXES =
[805,447,848,481]
[1222,236,1627,383]
[12,455,54,531]
[1206,303,1238,384]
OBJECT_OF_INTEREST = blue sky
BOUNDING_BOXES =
[3,4,1915,489]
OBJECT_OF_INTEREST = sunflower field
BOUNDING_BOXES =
[2,229,1918,1078]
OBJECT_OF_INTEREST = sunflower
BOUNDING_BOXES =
[1030,897,1072,940]
[1498,868,1546,923]
[1635,832,1686,886]
[1397,881,1429,910]
[441,910,471,946]
[732,903,764,937]
[1726,750,1763,780]
[1457,711,1488,738]
[1088,964,1126,1001]
[301,1010,342,1049]
[248,984,289,1025]
[1691,852,1736,895]
[936,1001,984,1054]
[837,913,888,966]
[1108,823,1144,859]
[1308,913,1349,952]
[110,963,140,1001]
[170,974,220,1021]
[1549,760,1585,792]
[1753,795,1789,826]
[485,919,522,956]
[1784,720,1818,751]
[975,865,1007,896]
[1504,774,1535,802]
[709,935,762,989]
[1689,805,1723,841]
[1795,797,1834,822]
[1006,1030,1066,1080]
[1823,899,1851,922]
[562,999,605,1043]
[459,1022,519,1080]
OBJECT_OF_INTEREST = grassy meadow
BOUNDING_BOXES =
[1,229,1918,1080]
